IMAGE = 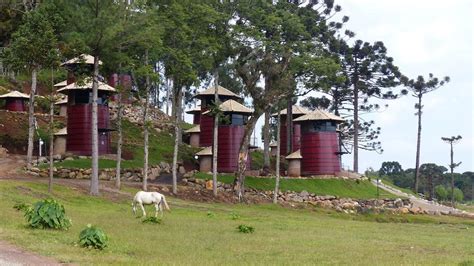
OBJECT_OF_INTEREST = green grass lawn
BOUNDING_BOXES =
[48,120,198,169]
[195,173,397,199]
[0,180,472,265]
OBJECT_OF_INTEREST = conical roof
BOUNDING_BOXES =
[202,99,253,115]
[194,85,241,100]
[55,97,68,105]
[293,109,344,123]
[54,127,67,136]
[0,90,29,99]
[54,80,67,88]
[196,146,212,156]
[184,125,200,133]
[272,105,311,117]
[185,105,201,114]
[57,78,116,94]
[285,150,302,159]
[60,54,103,66]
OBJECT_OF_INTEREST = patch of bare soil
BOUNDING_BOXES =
[0,240,64,265]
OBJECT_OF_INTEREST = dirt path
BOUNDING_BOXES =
[0,240,62,265]
[372,179,472,215]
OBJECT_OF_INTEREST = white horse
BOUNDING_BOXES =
[132,191,170,217]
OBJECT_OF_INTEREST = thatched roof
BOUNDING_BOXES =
[285,150,302,159]
[203,99,253,115]
[184,125,200,134]
[57,79,116,93]
[54,80,67,88]
[0,90,29,99]
[293,109,344,123]
[196,146,212,156]
[60,54,103,66]
[54,127,67,136]
[194,85,241,100]
[270,141,277,147]
[185,105,201,114]
[272,105,311,117]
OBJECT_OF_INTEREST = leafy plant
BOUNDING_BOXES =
[237,224,254,234]
[24,199,71,229]
[230,212,240,220]
[207,211,215,218]
[13,202,30,212]
[79,224,108,250]
[142,217,162,224]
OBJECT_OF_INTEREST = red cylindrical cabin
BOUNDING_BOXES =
[107,73,133,104]
[273,105,310,156]
[201,99,252,173]
[0,91,29,112]
[185,105,201,125]
[193,85,241,147]
[293,110,344,176]
[58,54,115,156]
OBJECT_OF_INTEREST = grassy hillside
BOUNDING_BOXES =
[53,119,199,169]
[195,173,398,199]
[0,180,472,265]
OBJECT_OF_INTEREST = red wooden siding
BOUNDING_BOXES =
[217,125,249,172]
[300,131,341,175]
[108,74,133,104]
[279,124,302,156]
[66,104,111,155]
[193,113,201,125]
[5,99,26,112]
[199,113,213,147]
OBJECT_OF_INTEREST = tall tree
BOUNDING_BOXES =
[332,39,403,173]
[441,135,462,204]
[273,108,282,204]
[66,0,121,195]
[2,10,58,170]
[403,73,450,194]
[419,163,447,201]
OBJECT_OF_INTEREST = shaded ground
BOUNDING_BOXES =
[0,241,63,266]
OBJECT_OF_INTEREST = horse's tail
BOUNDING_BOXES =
[162,195,170,211]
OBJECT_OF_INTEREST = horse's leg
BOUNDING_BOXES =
[154,202,159,218]
[132,201,136,215]
[139,202,146,217]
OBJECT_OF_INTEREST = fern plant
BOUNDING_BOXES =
[142,217,162,224]
[79,224,108,250]
[24,199,71,229]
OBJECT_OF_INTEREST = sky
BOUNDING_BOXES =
[182,0,473,174]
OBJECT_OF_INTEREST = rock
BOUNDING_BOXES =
[68,171,76,179]
[205,180,214,190]
[183,171,195,178]
[76,172,84,179]
[394,198,404,208]
[64,157,74,161]
[292,195,304,203]
[300,190,310,200]
[178,166,186,175]
[30,167,40,173]
[149,167,161,181]
[161,186,170,193]
[398,207,409,214]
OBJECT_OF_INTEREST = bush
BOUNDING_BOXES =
[207,211,215,218]
[13,202,30,212]
[453,188,464,202]
[79,224,108,250]
[435,185,448,201]
[230,212,240,220]
[142,217,162,224]
[24,199,71,229]
[237,224,254,233]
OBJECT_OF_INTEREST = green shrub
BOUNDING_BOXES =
[207,211,215,218]
[142,217,162,224]
[453,188,464,202]
[79,224,108,250]
[435,185,448,201]
[230,212,240,220]
[24,199,71,229]
[237,224,254,233]
[13,202,30,212]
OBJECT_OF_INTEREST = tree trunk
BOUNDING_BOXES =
[26,67,37,170]
[212,70,219,197]
[90,56,100,196]
[166,78,170,116]
[115,82,123,190]
[450,142,454,204]
[353,82,359,173]
[286,97,292,155]
[273,109,281,204]
[263,108,271,174]
[143,50,150,191]
[171,85,183,194]
[235,115,260,202]
[414,95,422,193]
[48,70,54,193]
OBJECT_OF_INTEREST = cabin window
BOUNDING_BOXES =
[74,91,91,104]
[219,114,248,126]
[302,121,337,133]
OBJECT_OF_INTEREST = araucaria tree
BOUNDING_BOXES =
[332,39,403,173]
[441,135,462,204]
[2,10,58,170]
[403,74,450,193]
